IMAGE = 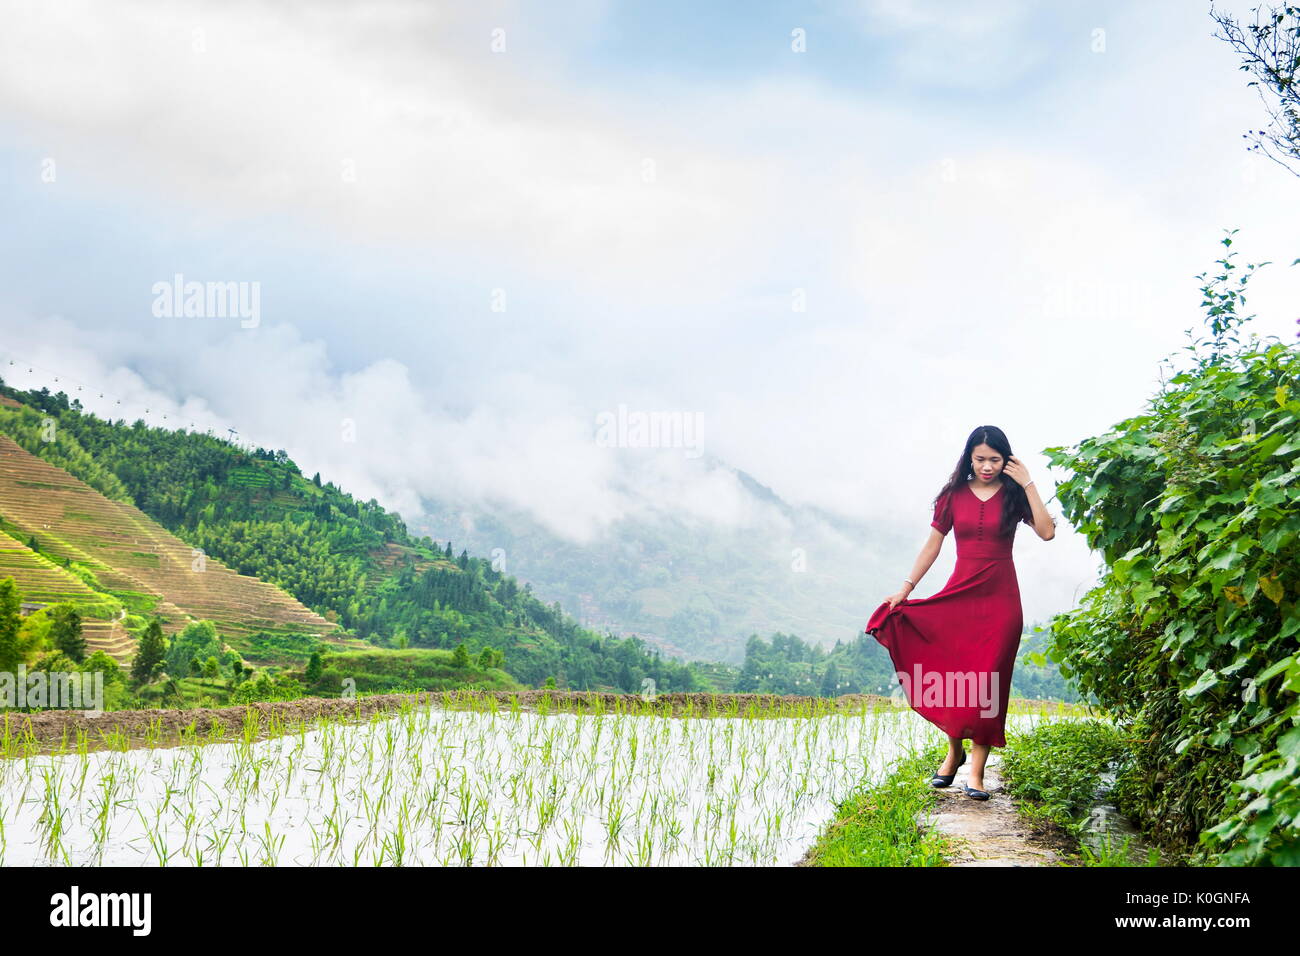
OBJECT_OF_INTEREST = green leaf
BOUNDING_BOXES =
[1284,659,1300,694]
[1220,653,1252,676]
[1255,654,1294,682]
[1275,726,1300,759]
[1206,547,1238,572]
[1184,669,1219,696]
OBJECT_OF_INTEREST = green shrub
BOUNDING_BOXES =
[229,671,305,704]
[1001,719,1129,831]
[1042,234,1300,864]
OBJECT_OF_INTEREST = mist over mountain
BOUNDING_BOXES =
[413,452,913,665]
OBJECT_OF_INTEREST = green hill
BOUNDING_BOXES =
[0,382,713,693]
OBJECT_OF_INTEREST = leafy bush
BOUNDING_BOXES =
[1042,233,1300,864]
[229,671,305,704]
[81,650,125,685]
[164,620,223,679]
[1001,719,1130,831]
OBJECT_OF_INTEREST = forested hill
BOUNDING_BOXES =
[0,381,710,693]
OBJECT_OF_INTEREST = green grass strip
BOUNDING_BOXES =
[803,744,954,866]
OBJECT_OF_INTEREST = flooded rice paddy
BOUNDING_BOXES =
[0,700,1052,866]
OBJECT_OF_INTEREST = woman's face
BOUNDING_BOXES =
[970,443,1004,483]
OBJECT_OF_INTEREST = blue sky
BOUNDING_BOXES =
[1,0,1297,621]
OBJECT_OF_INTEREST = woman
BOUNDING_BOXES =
[865,426,1055,801]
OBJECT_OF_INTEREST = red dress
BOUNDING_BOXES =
[865,481,1025,747]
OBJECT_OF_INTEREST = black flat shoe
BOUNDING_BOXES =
[961,784,989,801]
[928,746,966,787]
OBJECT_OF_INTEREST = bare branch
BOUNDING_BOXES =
[1209,1,1300,178]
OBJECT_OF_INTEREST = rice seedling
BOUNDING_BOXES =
[256,820,284,866]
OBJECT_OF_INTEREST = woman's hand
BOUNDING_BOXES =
[885,589,910,610]
[1004,455,1032,487]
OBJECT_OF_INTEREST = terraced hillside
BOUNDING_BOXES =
[0,528,135,660]
[0,434,356,663]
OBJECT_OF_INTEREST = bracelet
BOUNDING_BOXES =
[1025,481,1035,489]
[903,578,915,587]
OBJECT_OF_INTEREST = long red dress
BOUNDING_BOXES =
[865,481,1026,747]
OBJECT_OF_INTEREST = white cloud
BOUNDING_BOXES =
[1,309,783,545]
[0,0,780,312]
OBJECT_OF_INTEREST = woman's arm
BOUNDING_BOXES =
[1005,456,1056,541]
[1024,481,1056,540]
[895,530,946,602]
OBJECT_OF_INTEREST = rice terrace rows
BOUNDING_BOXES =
[0,433,362,664]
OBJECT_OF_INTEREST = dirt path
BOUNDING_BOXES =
[921,754,1077,866]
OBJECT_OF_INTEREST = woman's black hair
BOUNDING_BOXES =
[932,425,1049,539]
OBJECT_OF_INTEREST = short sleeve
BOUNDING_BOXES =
[930,492,953,535]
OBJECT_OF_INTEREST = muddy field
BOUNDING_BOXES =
[1,690,1084,757]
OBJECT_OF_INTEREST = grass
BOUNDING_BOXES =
[801,743,955,866]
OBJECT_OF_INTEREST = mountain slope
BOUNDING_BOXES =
[0,383,713,692]
[0,433,353,662]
